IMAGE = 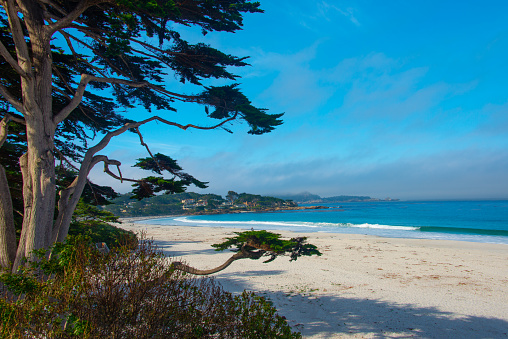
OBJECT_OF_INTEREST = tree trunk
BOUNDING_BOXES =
[0,165,17,268]
[172,247,265,275]
[11,4,56,271]
[12,122,56,271]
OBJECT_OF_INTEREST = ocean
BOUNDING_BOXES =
[140,200,508,245]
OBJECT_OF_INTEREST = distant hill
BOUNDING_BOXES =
[273,192,399,203]
[103,191,297,217]
[274,192,321,203]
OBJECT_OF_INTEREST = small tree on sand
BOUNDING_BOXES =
[0,0,283,271]
[173,230,322,275]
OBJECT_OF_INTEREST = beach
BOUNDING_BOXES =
[117,220,508,338]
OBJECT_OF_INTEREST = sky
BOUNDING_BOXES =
[89,0,508,201]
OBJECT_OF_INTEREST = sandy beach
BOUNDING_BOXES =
[117,220,508,338]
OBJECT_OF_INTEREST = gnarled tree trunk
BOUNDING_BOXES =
[0,165,16,268]
[172,246,265,275]
[9,0,56,271]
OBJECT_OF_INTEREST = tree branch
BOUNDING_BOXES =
[52,111,239,244]
[52,153,121,243]
[1,0,32,77]
[100,157,139,184]
[52,73,93,124]
[63,32,136,80]
[0,113,25,148]
[0,39,28,78]
[88,112,239,160]
[45,0,99,35]
[0,84,24,114]
[135,127,162,173]
[172,245,265,275]
[52,85,100,129]
[59,30,108,77]
[53,73,201,124]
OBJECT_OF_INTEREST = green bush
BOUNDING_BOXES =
[0,236,301,338]
[69,200,137,249]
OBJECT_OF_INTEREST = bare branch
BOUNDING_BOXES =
[0,84,24,114]
[54,147,80,172]
[59,30,81,68]
[0,39,28,77]
[135,127,162,173]
[52,111,239,243]
[64,32,135,80]
[172,245,265,275]
[52,64,75,94]
[54,73,201,124]
[88,113,239,161]
[39,0,68,17]
[53,85,100,129]
[116,164,123,183]
[53,73,94,124]
[1,0,32,76]
[59,30,108,77]
[101,158,139,184]
[46,0,101,35]
[0,113,25,148]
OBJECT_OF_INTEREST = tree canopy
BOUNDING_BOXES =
[0,0,283,271]
[173,230,322,275]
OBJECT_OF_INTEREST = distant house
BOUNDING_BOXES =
[196,200,207,207]
[181,198,208,209]
[182,199,195,210]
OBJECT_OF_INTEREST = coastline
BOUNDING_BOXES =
[116,204,330,220]
[116,220,508,338]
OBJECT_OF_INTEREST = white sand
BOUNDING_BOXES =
[117,220,508,338]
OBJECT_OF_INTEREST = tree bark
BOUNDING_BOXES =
[10,0,57,271]
[0,114,19,269]
[172,247,265,276]
[0,165,16,268]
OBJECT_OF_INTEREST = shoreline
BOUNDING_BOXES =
[121,215,508,246]
[116,221,508,338]
[116,204,330,221]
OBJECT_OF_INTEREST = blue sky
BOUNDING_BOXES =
[89,1,508,200]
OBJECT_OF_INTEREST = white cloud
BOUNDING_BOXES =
[185,148,508,200]
[318,2,361,26]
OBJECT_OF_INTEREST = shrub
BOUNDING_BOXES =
[68,200,137,250]
[0,236,301,338]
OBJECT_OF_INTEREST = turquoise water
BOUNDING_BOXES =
[141,201,508,244]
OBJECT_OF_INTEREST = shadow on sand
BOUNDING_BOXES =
[152,240,218,257]
[214,271,508,338]
[157,239,508,338]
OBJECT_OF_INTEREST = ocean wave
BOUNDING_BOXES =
[172,217,419,231]
[173,217,320,228]
[419,226,508,237]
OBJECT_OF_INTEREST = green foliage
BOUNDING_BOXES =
[0,0,284,236]
[200,84,283,135]
[69,200,137,249]
[232,291,301,338]
[0,236,301,338]
[131,153,209,200]
[234,192,293,208]
[212,230,322,263]
[103,191,296,217]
